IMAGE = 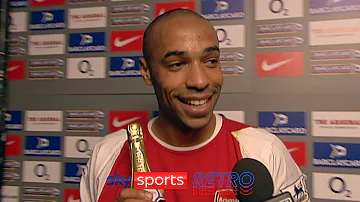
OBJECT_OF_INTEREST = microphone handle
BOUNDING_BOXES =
[264,192,294,202]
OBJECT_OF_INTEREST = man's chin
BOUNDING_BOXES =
[180,114,214,130]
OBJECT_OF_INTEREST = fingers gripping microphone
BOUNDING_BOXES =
[232,158,294,202]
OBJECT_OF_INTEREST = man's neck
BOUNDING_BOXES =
[151,114,217,147]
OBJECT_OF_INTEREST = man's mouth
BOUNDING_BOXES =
[178,97,212,107]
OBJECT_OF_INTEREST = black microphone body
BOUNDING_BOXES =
[231,158,295,202]
[264,192,294,202]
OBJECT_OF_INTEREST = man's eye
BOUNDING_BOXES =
[205,59,219,66]
[170,63,182,67]
[169,62,185,69]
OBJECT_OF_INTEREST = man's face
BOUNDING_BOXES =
[143,17,223,129]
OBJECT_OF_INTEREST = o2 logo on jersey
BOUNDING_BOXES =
[238,172,255,196]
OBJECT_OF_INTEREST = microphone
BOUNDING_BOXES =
[231,158,294,202]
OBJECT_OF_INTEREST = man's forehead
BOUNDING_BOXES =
[153,16,216,38]
[156,24,217,44]
[147,15,218,58]
[163,46,220,57]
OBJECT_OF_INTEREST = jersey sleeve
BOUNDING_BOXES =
[268,134,311,202]
[80,143,99,202]
[232,127,311,202]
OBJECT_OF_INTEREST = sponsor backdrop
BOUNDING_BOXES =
[2,0,360,202]
[0,0,10,196]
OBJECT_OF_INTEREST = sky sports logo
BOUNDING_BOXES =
[107,172,187,189]
[106,172,253,196]
[68,32,106,53]
[258,112,307,135]
[30,10,66,30]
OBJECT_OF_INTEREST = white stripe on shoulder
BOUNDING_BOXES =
[231,127,278,158]
[231,127,305,198]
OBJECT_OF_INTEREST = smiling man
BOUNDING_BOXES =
[80,9,310,202]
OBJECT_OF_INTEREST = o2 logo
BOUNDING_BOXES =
[329,177,352,198]
[34,164,51,180]
[238,172,255,196]
[216,28,231,46]
[269,0,288,16]
[76,139,92,156]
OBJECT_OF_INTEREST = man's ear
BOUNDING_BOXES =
[139,57,152,86]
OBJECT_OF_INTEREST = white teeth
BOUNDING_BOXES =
[186,99,208,106]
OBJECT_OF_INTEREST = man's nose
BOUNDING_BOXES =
[185,62,210,90]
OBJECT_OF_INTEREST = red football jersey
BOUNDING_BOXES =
[80,114,309,202]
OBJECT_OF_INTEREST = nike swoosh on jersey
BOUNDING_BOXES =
[114,35,142,48]
[261,58,295,71]
[8,65,20,72]
[68,195,80,202]
[112,116,141,128]
[287,147,298,153]
[6,141,16,146]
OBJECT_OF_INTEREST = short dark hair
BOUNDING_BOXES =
[142,9,207,64]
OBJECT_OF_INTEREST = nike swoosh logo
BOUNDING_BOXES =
[8,65,19,72]
[68,195,80,202]
[6,141,15,146]
[112,116,141,128]
[114,35,142,48]
[288,148,298,153]
[261,58,295,71]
